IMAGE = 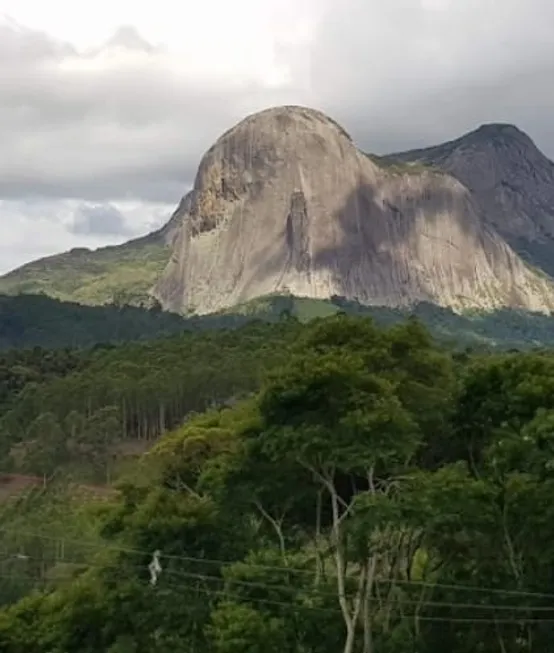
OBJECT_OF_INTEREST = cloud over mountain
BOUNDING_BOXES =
[2,0,554,272]
[69,203,134,236]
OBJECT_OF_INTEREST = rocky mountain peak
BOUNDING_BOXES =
[152,106,554,316]
[214,105,354,145]
[388,121,554,274]
[185,105,362,240]
[472,122,531,142]
[390,122,543,170]
[453,123,546,173]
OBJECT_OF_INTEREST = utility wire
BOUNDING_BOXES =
[3,551,554,615]
[1,524,554,602]
[1,568,554,626]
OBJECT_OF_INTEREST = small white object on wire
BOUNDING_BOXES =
[148,549,162,586]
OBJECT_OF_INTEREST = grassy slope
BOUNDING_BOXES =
[0,235,170,307]
[221,294,554,349]
[363,152,444,175]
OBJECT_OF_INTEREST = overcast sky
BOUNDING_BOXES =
[1,0,554,273]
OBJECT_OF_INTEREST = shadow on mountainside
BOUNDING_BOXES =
[242,177,495,306]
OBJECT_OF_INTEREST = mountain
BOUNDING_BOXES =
[153,106,554,314]
[0,208,181,306]
[4,107,554,316]
[388,123,554,276]
[102,26,156,53]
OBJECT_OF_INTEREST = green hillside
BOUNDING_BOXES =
[224,293,554,349]
[2,291,554,350]
[0,231,171,307]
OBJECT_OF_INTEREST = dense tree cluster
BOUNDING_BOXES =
[1,315,554,652]
[0,347,84,409]
[0,322,301,479]
[0,293,268,350]
[4,291,554,352]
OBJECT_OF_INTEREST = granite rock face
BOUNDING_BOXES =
[390,124,554,277]
[153,106,554,314]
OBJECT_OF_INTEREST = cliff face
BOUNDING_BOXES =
[389,124,554,276]
[153,106,554,315]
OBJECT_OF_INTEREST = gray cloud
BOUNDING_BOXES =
[0,19,310,204]
[2,0,554,277]
[3,1,554,210]
[309,0,554,154]
[0,197,173,274]
[69,203,133,236]
[0,17,75,64]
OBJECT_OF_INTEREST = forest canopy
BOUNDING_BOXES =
[1,314,554,652]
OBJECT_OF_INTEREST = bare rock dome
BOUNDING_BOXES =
[153,106,554,315]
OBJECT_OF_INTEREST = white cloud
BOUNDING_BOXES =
[0,0,314,201]
[0,198,172,273]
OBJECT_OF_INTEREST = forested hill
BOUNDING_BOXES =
[0,293,274,349]
[3,292,554,350]
[2,314,554,652]
[0,293,187,350]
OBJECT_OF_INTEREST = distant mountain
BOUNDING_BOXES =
[388,124,554,277]
[4,108,554,317]
[102,26,156,53]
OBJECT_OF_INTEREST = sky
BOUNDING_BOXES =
[1,0,554,273]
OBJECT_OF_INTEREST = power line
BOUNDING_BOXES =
[156,577,554,624]
[3,551,554,616]
[2,524,554,602]
[1,568,554,626]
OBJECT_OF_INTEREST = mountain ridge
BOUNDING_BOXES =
[3,107,554,315]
